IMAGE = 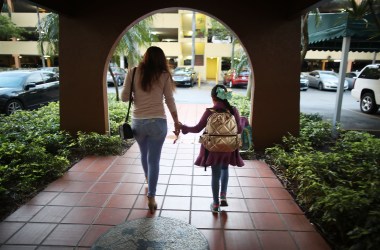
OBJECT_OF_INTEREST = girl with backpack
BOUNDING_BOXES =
[179,85,244,213]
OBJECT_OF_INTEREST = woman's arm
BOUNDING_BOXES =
[120,68,134,102]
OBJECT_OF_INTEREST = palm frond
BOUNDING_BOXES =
[38,13,59,56]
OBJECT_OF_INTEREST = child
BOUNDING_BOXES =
[180,85,245,213]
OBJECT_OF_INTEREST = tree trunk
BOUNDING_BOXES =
[191,12,196,68]
[108,65,120,101]
[300,14,309,68]
[246,72,253,100]
[119,52,125,69]
[231,37,236,70]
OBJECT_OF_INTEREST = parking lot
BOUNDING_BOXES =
[109,81,380,136]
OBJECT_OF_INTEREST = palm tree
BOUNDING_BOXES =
[113,17,157,68]
[208,18,239,69]
[110,17,156,100]
[208,18,252,98]
[38,13,156,100]
[38,13,59,62]
[0,15,25,40]
[301,0,380,68]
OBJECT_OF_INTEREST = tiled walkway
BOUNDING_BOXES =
[0,104,331,250]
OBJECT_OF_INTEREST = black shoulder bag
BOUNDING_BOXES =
[119,67,136,140]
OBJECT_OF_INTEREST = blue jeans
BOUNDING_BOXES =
[132,118,167,197]
[211,165,229,204]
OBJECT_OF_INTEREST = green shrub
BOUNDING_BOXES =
[265,119,380,249]
[108,95,129,135]
[230,93,250,117]
[77,132,124,155]
[0,96,129,219]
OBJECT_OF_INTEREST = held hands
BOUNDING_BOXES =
[173,121,182,144]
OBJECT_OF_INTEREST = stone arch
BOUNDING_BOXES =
[103,8,255,121]
[53,1,313,149]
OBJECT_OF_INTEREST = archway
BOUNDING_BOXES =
[103,9,255,127]
[54,1,304,150]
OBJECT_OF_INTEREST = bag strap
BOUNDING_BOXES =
[125,67,136,122]
[208,107,230,114]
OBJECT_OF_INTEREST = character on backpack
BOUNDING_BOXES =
[179,85,245,213]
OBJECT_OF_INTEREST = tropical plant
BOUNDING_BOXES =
[0,15,25,40]
[301,0,380,66]
[38,13,156,100]
[208,18,239,70]
[38,13,59,57]
[113,17,157,68]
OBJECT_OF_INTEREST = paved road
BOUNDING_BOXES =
[109,82,380,136]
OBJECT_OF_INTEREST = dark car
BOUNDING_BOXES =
[106,67,127,86]
[172,67,198,87]
[38,67,60,77]
[223,69,249,88]
[300,73,309,91]
[345,71,359,90]
[0,70,59,115]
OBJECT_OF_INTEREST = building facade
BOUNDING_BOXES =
[2,1,378,81]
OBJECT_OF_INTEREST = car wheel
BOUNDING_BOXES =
[318,82,324,90]
[5,99,24,115]
[229,81,233,88]
[117,78,123,86]
[360,92,379,114]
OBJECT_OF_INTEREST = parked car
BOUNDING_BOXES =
[21,63,40,68]
[0,70,59,115]
[345,71,359,90]
[351,64,380,114]
[223,69,249,88]
[107,67,127,86]
[306,70,348,91]
[38,67,60,77]
[172,67,198,87]
[211,35,232,44]
[300,73,309,91]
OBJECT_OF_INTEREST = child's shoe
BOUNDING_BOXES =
[220,193,228,206]
[210,202,220,213]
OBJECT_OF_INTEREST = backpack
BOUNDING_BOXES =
[199,108,241,152]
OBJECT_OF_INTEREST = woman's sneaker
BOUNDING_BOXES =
[220,193,228,206]
[210,202,220,213]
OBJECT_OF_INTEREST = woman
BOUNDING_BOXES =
[121,46,181,214]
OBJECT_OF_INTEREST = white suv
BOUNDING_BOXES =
[351,64,380,114]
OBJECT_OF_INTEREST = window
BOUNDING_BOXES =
[26,73,44,85]
[359,66,380,80]
[42,72,58,83]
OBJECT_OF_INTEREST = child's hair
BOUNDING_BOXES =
[211,85,235,115]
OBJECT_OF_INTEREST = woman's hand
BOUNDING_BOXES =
[174,121,182,133]
[173,121,182,144]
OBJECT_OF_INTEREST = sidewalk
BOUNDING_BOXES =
[0,104,331,249]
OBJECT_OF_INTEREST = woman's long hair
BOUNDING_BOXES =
[139,46,171,92]
[211,85,235,115]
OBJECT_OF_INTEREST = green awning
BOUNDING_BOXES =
[308,13,380,52]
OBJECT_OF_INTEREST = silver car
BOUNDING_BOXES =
[306,70,348,91]
[107,67,127,86]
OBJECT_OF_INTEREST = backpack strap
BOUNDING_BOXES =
[207,108,230,114]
